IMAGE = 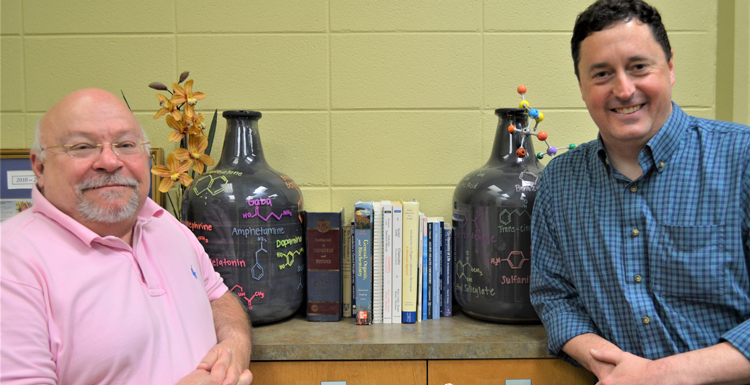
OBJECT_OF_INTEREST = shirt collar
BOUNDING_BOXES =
[595,136,609,166]
[644,103,689,173]
[138,195,166,222]
[31,186,165,247]
[594,102,688,174]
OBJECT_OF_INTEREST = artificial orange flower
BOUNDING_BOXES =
[171,79,205,118]
[153,94,181,120]
[166,115,194,142]
[151,153,193,192]
[184,112,206,137]
[171,82,187,105]
[173,135,215,174]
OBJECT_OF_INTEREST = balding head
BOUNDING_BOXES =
[33,89,148,160]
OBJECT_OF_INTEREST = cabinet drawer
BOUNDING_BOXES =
[428,359,595,385]
[252,360,427,385]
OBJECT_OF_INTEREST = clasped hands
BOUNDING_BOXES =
[590,348,676,385]
[177,347,253,385]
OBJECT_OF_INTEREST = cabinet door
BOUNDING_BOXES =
[252,360,427,385]
[428,359,595,385]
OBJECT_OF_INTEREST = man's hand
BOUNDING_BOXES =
[562,333,620,380]
[197,347,253,385]
[585,347,616,380]
[587,341,750,385]
[178,349,251,385]
[205,291,253,385]
[590,348,658,385]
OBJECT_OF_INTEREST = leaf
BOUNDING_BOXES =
[205,109,218,157]
[121,90,131,111]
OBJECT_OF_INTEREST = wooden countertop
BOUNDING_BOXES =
[251,309,551,361]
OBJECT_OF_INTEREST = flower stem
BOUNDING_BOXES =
[165,188,178,217]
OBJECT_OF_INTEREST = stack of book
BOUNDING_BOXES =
[305,200,453,324]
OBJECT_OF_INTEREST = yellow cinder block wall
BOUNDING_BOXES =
[0,0,744,222]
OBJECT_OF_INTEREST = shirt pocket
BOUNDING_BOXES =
[651,224,727,301]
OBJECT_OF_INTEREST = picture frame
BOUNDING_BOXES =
[0,149,36,221]
[0,148,166,221]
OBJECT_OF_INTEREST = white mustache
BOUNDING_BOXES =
[76,173,139,195]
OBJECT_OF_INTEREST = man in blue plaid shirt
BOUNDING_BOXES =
[530,0,750,383]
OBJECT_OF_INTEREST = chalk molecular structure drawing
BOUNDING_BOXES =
[509,85,577,160]
[277,248,303,270]
[492,251,529,269]
[242,205,293,222]
[498,208,531,226]
[456,260,482,282]
[251,238,267,280]
[231,285,265,309]
[192,175,228,196]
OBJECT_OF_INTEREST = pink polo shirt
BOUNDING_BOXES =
[0,187,228,385]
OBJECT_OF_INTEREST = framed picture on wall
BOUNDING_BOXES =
[0,149,36,221]
[0,148,166,221]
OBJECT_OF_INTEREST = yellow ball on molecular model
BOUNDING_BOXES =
[535,112,544,122]
[519,100,530,109]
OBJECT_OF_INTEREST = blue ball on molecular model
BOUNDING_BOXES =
[547,147,557,156]
[529,109,540,119]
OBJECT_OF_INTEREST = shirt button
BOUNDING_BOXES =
[630,186,637,193]
[634,275,642,283]
[642,316,651,324]
[631,229,640,237]
[659,162,665,168]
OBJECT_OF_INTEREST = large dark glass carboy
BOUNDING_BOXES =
[452,108,543,323]
[182,110,304,325]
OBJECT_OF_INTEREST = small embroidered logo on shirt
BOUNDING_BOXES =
[191,265,198,279]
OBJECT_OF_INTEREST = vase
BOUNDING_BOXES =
[182,110,305,325]
[452,108,543,323]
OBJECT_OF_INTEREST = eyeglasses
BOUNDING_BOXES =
[43,140,150,159]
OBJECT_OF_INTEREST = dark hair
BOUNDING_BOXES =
[571,0,671,79]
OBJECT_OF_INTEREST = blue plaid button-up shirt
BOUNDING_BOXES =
[530,103,750,364]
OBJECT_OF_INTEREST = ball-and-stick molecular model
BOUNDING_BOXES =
[510,85,576,159]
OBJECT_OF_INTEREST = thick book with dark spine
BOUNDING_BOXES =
[305,210,344,322]
[354,200,373,325]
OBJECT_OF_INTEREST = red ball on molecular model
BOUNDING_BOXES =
[537,131,548,141]
[516,148,527,157]
[517,85,527,94]
[508,125,516,133]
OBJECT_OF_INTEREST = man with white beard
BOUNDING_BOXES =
[0,88,253,385]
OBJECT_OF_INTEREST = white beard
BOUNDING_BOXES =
[76,173,140,224]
